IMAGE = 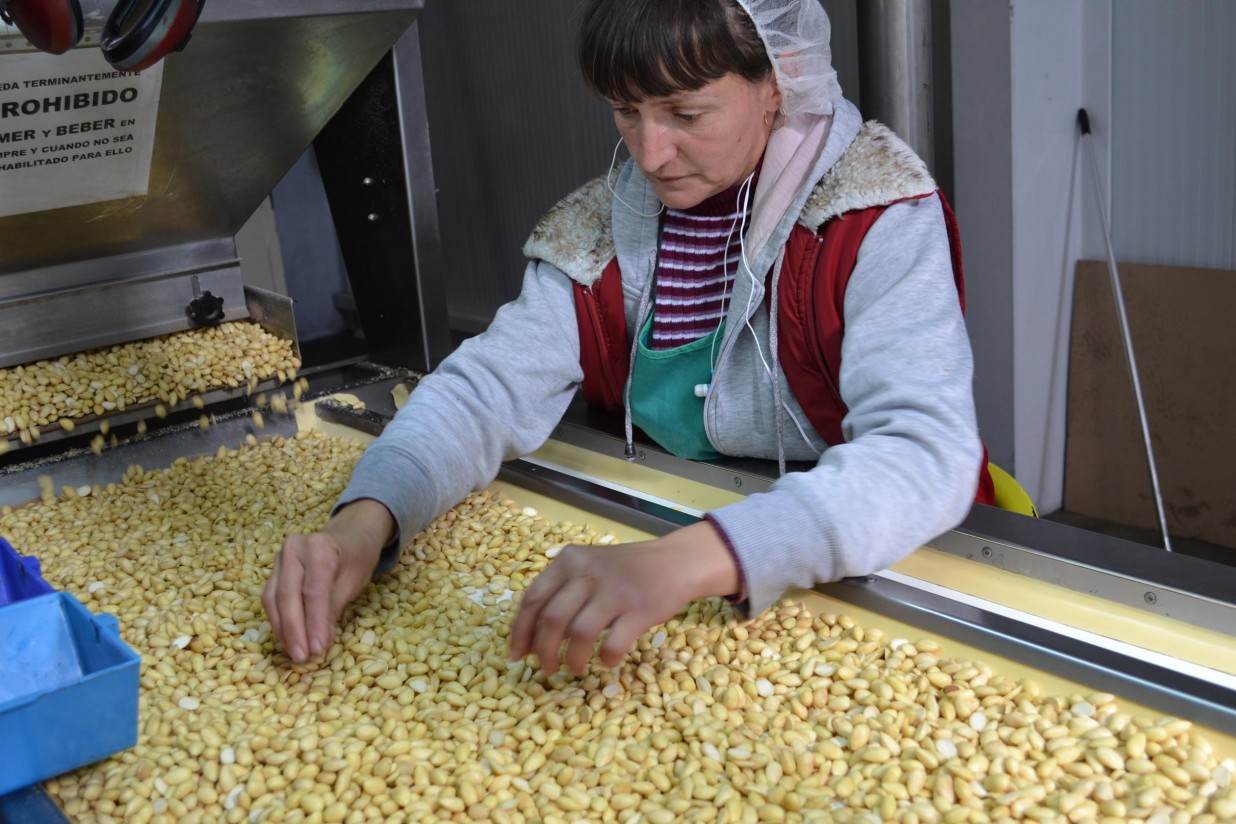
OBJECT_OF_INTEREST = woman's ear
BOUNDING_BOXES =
[765,75,784,118]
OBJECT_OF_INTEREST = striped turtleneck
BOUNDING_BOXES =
[649,174,755,350]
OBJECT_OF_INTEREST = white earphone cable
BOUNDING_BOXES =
[705,170,756,382]
[606,138,665,219]
[733,182,823,457]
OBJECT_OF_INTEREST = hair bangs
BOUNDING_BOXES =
[579,0,770,104]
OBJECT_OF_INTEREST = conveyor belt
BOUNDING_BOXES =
[6,391,1235,820]
[497,460,1236,736]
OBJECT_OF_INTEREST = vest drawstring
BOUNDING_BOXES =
[768,251,788,477]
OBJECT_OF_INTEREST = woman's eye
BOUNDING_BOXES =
[613,107,637,119]
[675,112,700,123]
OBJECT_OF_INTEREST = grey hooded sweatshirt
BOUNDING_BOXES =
[337,97,983,617]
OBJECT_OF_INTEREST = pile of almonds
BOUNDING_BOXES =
[0,430,1231,824]
[0,321,299,450]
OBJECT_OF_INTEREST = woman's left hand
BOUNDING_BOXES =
[508,520,741,676]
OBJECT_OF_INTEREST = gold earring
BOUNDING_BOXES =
[763,111,770,127]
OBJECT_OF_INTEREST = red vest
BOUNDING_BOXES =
[572,190,995,505]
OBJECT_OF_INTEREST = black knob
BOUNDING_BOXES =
[186,291,226,325]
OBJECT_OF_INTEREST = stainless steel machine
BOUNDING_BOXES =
[0,0,452,444]
[1,1,1235,820]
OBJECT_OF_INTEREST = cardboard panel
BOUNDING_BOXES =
[1065,261,1236,549]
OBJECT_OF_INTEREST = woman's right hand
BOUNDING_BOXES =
[261,499,394,663]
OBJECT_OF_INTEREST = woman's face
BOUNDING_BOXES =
[611,72,781,210]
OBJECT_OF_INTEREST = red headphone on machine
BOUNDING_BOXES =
[0,0,204,71]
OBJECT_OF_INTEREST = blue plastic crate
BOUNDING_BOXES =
[0,592,140,795]
[0,538,54,606]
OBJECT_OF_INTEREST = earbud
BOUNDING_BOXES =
[693,383,710,398]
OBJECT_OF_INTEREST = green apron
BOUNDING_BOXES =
[629,315,724,460]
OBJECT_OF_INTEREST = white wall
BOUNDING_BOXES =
[1009,1,1111,513]
[1111,2,1236,271]
[953,1,1111,513]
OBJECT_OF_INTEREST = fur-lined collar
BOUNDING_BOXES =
[799,121,935,229]
[522,175,614,286]
[523,120,934,285]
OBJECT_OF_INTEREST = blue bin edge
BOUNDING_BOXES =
[0,538,54,606]
[0,591,141,796]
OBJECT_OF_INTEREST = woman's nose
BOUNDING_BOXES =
[634,121,676,172]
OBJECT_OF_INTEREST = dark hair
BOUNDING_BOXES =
[578,0,772,103]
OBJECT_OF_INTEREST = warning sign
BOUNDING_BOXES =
[0,49,163,218]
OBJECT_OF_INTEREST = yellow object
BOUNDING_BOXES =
[989,462,1038,517]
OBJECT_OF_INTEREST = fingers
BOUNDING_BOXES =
[511,546,609,675]
[262,534,346,663]
[598,613,647,669]
[272,540,309,662]
[561,596,620,676]
[514,580,652,676]
[509,545,660,677]
[506,548,573,662]
[529,576,592,676]
[508,553,568,661]
[260,554,283,648]
[302,549,341,658]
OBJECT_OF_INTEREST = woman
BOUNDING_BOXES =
[262,0,987,675]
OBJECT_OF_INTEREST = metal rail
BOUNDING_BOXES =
[930,506,1236,636]
[498,459,1236,731]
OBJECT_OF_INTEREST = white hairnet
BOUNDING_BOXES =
[733,0,842,117]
